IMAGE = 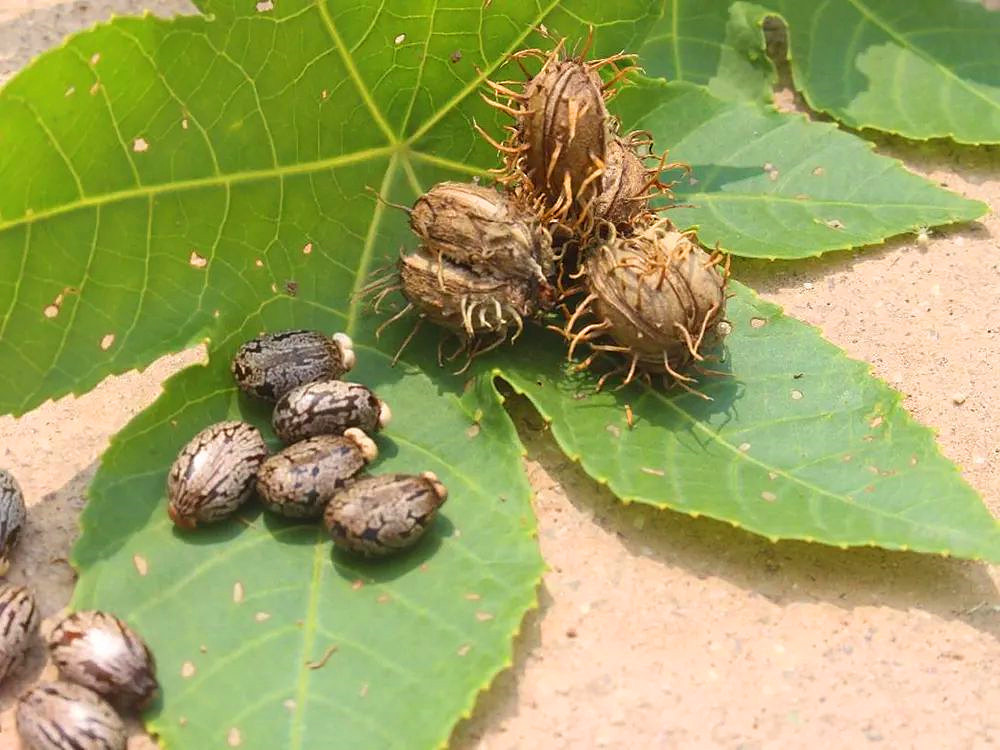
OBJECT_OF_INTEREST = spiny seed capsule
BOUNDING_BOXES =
[566,221,727,391]
[593,131,689,230]
[593,136,652,228]
[48,610,158,710]
[0,584,39,683]
[17,681,126,750]
[365,247,543,368]
[231,329,356,401]
[0,469,26,575]
[255,430,378,519]
[167,421,269,529]
[273,380,391,445]
[410,181,554,283]
[323,472,448,556]
[482,37,636,228]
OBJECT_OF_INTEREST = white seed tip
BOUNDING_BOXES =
[333,333,356,371]
[378,400,392,428]
[420,471,448,502]
[344,428,378,463]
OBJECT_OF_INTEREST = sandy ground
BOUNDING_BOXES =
[1,2,999,749]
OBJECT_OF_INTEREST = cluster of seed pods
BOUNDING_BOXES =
[165,329,447,556]
[369,33,728,392]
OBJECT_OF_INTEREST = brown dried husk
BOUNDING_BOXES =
[409,181,553,282]
[592,135,651,227]
[481,39,637,232]
[363,247,542,367]
[567,221,728,386]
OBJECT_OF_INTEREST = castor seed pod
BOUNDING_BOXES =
[231,329,356,401]
[48,610,158,710]
[324,472,448,556]
[399,248,540,338]
[273,380,391,445]
[410,182,554,282]
[0,584,39,683]
[0,469,26,575]
[255,430,378,519]
[572,222,727,384]
[17,681,125,750]
[521,58,609,218]
[593,136,650,227]
[167,421,269,529]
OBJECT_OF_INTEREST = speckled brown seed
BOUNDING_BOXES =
[231,329,356,401]
[255,430,378,519]
[167,421,269,529]
[48,610,158,710]
[272,380,392,445]
[0,584,39,683]
[323,472,448,556]
[16,681,126,750]
[0,469,26,575]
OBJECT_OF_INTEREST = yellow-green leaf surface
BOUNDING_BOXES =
[615,79,986,258]
[639,0,1000,144]
[500,283,1000,562]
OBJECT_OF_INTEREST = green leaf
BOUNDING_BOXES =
[639,1,775,102]
[498,282,1000,562]
[638,0,1000,144]
[616,78,986,258]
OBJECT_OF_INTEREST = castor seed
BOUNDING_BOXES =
[17,681,125,750]
[0,469,26,575]
[48,610,158,710]
[0,584,39,683]
[255,430,378,519]
[324,472,448,556]
[273,380,391,445]
[167,421,269,529]
[410,181,554,283]
[231,329,356,401]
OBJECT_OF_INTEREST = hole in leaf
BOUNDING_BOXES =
[256,0,273,11]
[189,251,207,268]
[761,491,777,502]
[791,389,803,400]
[302,242,313,255]
[750,317,766,328]
[133,137,149,153]
[100,333,115,350]
[394,33,406,45]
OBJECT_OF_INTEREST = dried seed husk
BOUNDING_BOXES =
[0,584,39,683]
[410,181,554,282]
[324,472,448,556]
[520,57,608,220]
[167,421,269,529]
[231,329,355,401]
[570,222,727,384]
[398,248,541,340]
[273,380,391,445]
[0,469,26,575]
[593,136,652,228]
[17,681,126,750]
[48,610,158,711]
[255,430,377,519]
